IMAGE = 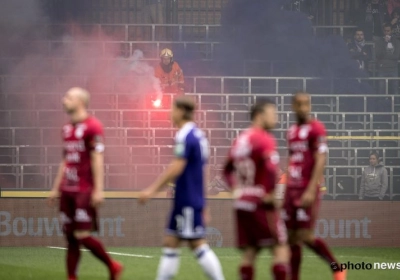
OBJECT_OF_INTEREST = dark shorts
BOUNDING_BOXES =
[166,206,205,240]
[59,191,98,234]
[282,188,320,231]
[235,209,287,248]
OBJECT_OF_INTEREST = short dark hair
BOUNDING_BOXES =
[383,23,392,30]
[292,90,309,104]
[250,98,275,120]
[370,152,380,160]
[354,28,364,35]
[174,96,196,120]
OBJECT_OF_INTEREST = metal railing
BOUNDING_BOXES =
[0,110,399,131]
[0,163,398,200]
[33,40,221,59]
[2,75,400,96]
[38,24,359,42]
[1,144,399,168]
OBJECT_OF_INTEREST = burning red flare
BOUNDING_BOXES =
[152,99,162,108]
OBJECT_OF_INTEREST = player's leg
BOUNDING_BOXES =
[156,207,183,280]
[235,210,256,280]
[288,230,302,280]
[268,211,290,280]
[300,229,346,279]
[272,244,290,280]
[238,246,258,280]
[188,238,225,280]
[60,192,81,280]
[66,231,81,280]
[73,193,123,280]
[298,199,346,280]
[156,234,181,280]
[282,194,302,280]
[187,206,224,280]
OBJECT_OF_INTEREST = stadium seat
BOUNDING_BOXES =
[105,147,130,164]
[385,149,398,158]
[379,141,399,147]
[131,147,158,165]
[18,146,43,165]
[335,176,356,194]
[0,147,15,164]
[329,158,348,166]
[21,174,46,189]
[386,158,400,166]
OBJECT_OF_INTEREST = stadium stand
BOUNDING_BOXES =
[0,1,399,202]
[0,89,398,200]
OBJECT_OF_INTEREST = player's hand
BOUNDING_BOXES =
[91,190,104,208]
[47,189,59,208]
[138,189,153,205]
[300,190,315,208]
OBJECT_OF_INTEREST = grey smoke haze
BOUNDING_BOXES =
[219,0,372,94]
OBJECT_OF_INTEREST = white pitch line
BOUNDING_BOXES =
[47,246,153,258]
[217,255,370,259]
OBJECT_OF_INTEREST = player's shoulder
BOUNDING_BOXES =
[85,116,104,130]
[310,118,326,132]
[248,128,275,148]
[263,132,277,150]
[175,122,196,143]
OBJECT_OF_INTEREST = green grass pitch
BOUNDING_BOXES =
[0,247,399,279]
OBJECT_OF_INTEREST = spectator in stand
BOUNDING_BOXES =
[376,24,400,94]
[347,29,371,71]
[388,0,400,16]
[155,48,185,95]
[143,0,165,25]
[388,8,400,40]
[358,0,388,41]
[359,152,388,200]
[283,0,319,22]
[142,0,165,40]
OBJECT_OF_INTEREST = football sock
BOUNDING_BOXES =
[290,244,302,280]
[66,234,81,278]
[272,263,289,280]
[306,238,339,271]
[194,244,225,280]
[156,248,180,280]
[79,236,113,269]
[239,265,254,280]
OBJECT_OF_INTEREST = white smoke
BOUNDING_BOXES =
[115,49,163,102]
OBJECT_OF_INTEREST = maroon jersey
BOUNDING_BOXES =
[60,116,104,193]
[226,127,279,211]
[286,119,327,190]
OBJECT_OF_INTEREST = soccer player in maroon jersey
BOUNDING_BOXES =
[47,87,123,280]
[223,99,290,280]
[283,91,346,280]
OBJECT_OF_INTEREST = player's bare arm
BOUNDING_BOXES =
[47,160,65,207]
[301,151,326,208]
[91,150,105,207]
[139,158,187,204]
